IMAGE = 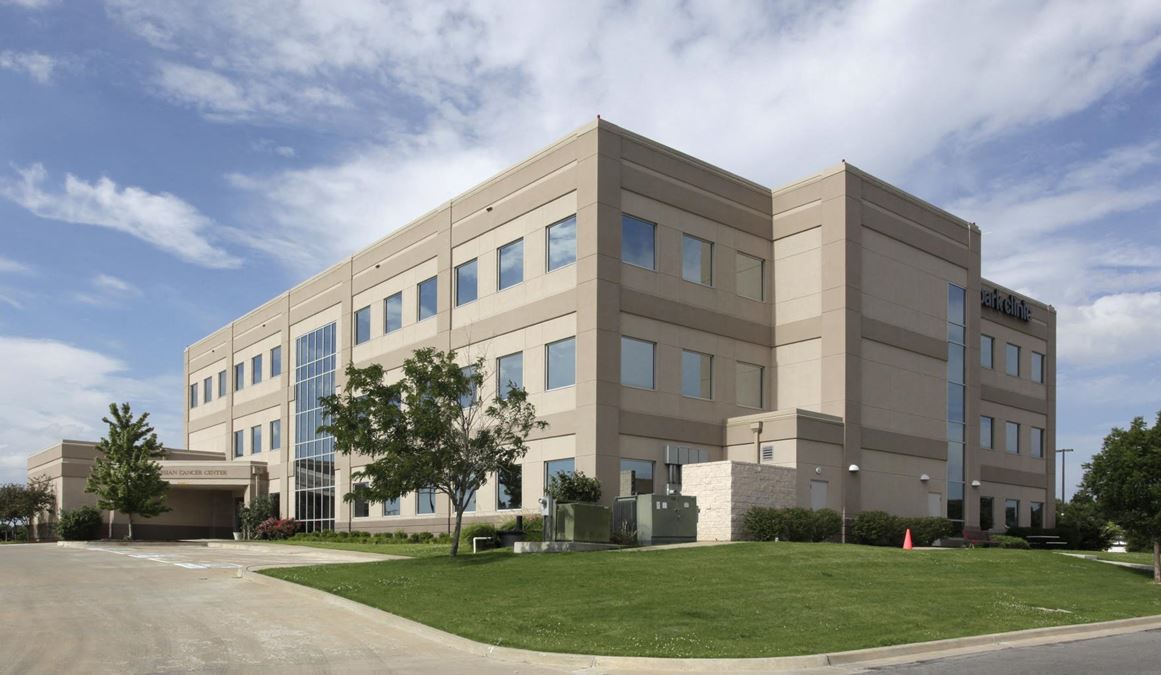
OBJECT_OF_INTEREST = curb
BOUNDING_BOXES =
[240,567,1161,672]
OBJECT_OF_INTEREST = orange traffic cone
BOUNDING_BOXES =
[903,528,913,550]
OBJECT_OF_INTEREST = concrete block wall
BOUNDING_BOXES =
[682,460,797,541]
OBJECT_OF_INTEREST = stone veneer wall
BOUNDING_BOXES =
[681,460,797,541]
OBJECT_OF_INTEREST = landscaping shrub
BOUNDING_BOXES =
[899,517,957,547]
[851,511,906,547]
[255,518,298,540]
[417,531,434,543]
[407,532,422,543]
[609,523,638,547]
[57,506,102,541]
[460,522,498,545]
[499,515,544,542]
[547,471,602,503]
[743,507,842,542]
[992,534,1030,549]
[394,530,409,542]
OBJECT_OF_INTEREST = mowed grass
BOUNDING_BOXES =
[267,540,453,558]
[1063,550,1158,566]
[260,542,1161,658]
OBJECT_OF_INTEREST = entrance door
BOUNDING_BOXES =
[928,492,942,517]
[809,480,828,511]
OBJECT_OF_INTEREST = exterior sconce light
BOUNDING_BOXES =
[919,474,930,482]
[971,480,981,488]
[814,466,823,475]
[848,464,860,473]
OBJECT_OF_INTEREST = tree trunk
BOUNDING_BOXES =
[108,510,114,540]
[127,514,134,541]
[450,503,465,557]
[1154,540,1160,585]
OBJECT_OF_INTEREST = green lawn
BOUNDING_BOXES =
[261,543,1161,658]
[269,540,453,558]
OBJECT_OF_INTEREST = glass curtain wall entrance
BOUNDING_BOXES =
[294,322,337,532]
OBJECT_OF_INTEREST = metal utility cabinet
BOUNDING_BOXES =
[614,494,698,546]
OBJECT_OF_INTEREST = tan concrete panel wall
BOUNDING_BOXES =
[188,423,228,455]
[860,228,966,342]
[230,331,284,408]
[349,256,441,364]
[774,226,822,324]
[978,481,1049,530]
[860,339,946,441]
[231,405,282,463]
[774,338,822,412]
[858,448,947,517]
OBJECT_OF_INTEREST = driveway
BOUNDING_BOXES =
[0,543,561,674]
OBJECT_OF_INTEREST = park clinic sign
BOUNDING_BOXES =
[980,288,1031,322]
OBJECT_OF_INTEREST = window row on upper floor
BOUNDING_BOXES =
[233,419,282,457]
[189,344,283,410]
[979,415,1045,458]
[621,213,765,301]
[620,335,765,409]
[980,334,1045,383]
[353,216,578,345]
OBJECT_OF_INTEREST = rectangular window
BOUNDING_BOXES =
[496,462,522,510]
[1006,343,1020,377]
[218,370,226,397]
[981,335,994,369]
[621,336,655,389]
[459,366,477,409]
[203,377,212,404]
[621,214,655,270]
[384,292,402,333]
[497,239,524,290]
[353,484,369,518]
[251,425,262,454]
[417,488,436,515]
[189,383,198,409]
[496,352,524,400]
[251,354,263,385]
[233,429,244,458]
[682,234,713,285]
[464,490,476,512]
[1031,351,1044,383]
[736,252,763,301]
[736,361,764,409]
[980,496,995,530]
[270,419,281,450]
[382,497,400,517]
[1031,427,1044,459]
[417,276,437,321]
[1006,421,1020,454]
[545,337,576,390]
[1005,499,1020,528]
[545,458,575,491]
[455,259,478,306]
[232,363,241,392]
[980,416,993,449]
[270,345,282,377]
[681,349,713,399]
[1030,501,1044,529]
[547,215,577,271]
[354,306,371,344]
[620,459,654,496]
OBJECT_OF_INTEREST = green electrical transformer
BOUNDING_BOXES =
[613,494,699,546]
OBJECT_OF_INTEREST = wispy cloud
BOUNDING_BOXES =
[0,50,58,84]
[0,255,32,275]
[0,163,241,269]
[74,273,144,307]
[0,335,181,484]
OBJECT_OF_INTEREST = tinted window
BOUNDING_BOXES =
[736,252,763,300]
[547,215,577,271]
[384,292,402,333]
[417,276,437,320]
[203,377,212,403]
[1031,427,1043,458]
[497,352,523,400]
[682,234,713,285]
[1006,421,1020,454]
[354,306,371,344]
[455,259,478,306]
[736,361,763,408]
[497,462,522,510]
[981,335,994,369]
[980,496,995,530]
[545,337,576,389]
[251,425,262,454]
[621,337,655,389]
[681,350,712,399]
[459,366,477,408]
[948,284,965,324]
[189,383,198,409]
[1030,501,1044,529]
[353,483,369,518]
[235,360,245,391]
[270,346,282,377]
[251,354,263,385]
[1006,343,1020,376]
[382,497,400,517]
[1031,351,1044,383]
[1005,499,1019,528]
[417,488,436,514]
[980,416,993,449]
[498,239,524,290]
[620,459,654,496]
[218,370,226,397]
[270,419,281,450]
[545,458,575,490]
[233,429,244,457]
[621,214,655,270]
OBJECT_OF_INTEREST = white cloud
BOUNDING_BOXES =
[0,50,58,84]
[0,255,32,275]
[74,273,143,307]
[0,163,241,269]
[1057,292,1161,368]
[0,336,181,484]
[0,0,58,10]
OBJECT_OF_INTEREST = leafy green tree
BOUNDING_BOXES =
[85,403,171,540]
[547,471,602,503]
[1054,494,1112,551]
[0,476,55,541]
[1081,412,1161,583]
[320,348,546,556]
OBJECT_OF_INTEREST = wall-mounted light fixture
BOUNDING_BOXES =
[919,473,930,482]
[848,464,860,473]
[970,479,981,488]
[814,466,823,475]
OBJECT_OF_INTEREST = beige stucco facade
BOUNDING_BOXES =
[30,118,1055,538]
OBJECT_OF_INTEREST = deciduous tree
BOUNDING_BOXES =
[85,403,171,540]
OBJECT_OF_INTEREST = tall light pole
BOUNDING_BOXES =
[1057,448,1074,502]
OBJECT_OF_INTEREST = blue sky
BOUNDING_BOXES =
[2,1,1160,494]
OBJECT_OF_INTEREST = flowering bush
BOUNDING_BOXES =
[255,517,298,540]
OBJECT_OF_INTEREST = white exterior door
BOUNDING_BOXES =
[810,480,828,511]
[928,492,942,517]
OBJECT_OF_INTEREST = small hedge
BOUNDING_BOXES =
[499,514,544,542]
[255,518,298,540]
[58,506,102,541]
[991,534,1030,549]
[850,511,957,547]
[460,522,498,545]
[743,507,842,542]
